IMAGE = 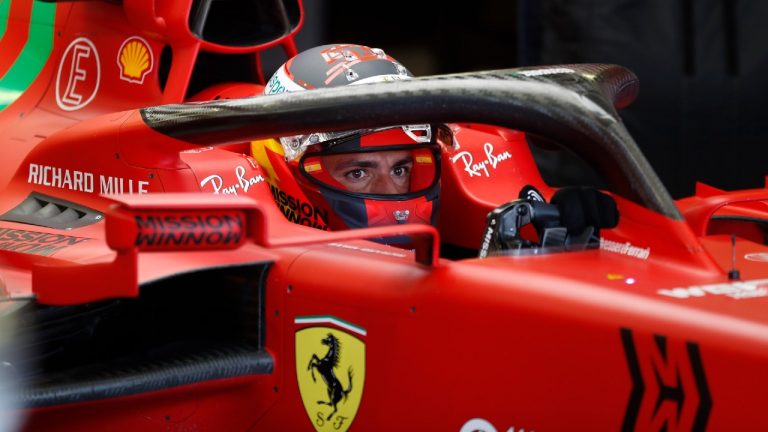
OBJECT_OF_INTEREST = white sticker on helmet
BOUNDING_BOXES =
[264,65,307,95]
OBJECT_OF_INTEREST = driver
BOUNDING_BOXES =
[251,44,441,230]
[320,147,413,195]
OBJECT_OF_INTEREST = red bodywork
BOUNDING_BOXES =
[0,1,767,432]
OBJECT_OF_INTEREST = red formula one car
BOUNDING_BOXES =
[1,1,768,431]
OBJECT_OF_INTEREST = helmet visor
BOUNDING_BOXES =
[300,146,439,198]
[280,124,431,161]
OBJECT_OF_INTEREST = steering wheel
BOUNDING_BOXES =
[479,187,619,257]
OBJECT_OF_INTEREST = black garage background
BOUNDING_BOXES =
[295,0,768,199]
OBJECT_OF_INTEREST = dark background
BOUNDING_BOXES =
[295,0,768,199]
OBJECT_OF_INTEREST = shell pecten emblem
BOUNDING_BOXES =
[117,36,153,84]
[295,316,366,432]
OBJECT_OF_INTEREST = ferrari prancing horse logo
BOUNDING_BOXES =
[295,317,366,432]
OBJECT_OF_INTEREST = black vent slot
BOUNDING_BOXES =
[7,263,272,407]
[189,0,301,47]
[0,192,103,229]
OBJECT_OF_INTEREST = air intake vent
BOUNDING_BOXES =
[0,192,103,229]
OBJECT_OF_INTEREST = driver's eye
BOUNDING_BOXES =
[345,169,368,181]
[392,166,409,177]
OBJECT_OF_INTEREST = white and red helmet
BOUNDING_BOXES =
[259,44,441,230]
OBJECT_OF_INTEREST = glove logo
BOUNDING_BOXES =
[621,328,711,432]
[295,316,366,432]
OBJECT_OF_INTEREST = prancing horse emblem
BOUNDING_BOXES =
[295,319,366,432]
[308,333,354,421]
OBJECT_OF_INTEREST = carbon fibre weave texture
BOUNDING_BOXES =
[140,65,677,219]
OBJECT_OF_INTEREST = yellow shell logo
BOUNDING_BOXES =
[117,36,153,84]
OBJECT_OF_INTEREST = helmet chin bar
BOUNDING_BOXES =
[479,187,619,258]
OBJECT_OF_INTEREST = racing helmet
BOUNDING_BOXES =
[257,44,441,230]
